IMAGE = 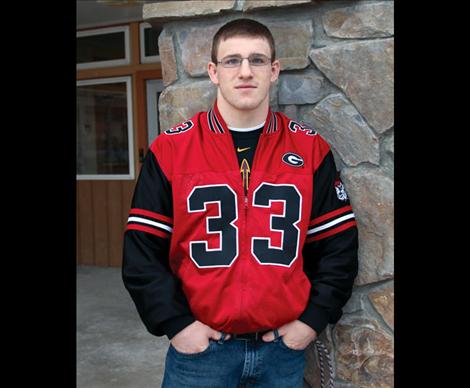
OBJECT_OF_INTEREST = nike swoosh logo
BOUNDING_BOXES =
[237,147,251,152]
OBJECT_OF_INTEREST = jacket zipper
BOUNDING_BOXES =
[227,128,264,325]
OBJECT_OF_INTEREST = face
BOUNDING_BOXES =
[208,36,280,112]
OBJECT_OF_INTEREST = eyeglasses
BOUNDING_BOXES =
[217,54,271,68]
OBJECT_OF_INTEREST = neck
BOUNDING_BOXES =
[216,94,269,128]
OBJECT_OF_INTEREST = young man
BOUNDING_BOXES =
[122,18,358,387]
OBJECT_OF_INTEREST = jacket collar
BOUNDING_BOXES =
[207,99,279,135]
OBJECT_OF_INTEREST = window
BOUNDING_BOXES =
[77,26,130,69]
[76,77,135,180]
[146,79,164,145]
[140,22,162,63]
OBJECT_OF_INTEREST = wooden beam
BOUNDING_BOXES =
[130,22,140,66]
[76,62,161,80]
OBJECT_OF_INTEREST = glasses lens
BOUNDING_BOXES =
[249,55,269,66]
[222,57,241,67]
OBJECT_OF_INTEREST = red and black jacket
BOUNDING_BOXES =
[122,101,358,339]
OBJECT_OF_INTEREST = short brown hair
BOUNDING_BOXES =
[211,19,276,64]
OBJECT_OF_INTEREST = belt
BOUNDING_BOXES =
[231,330,271,341]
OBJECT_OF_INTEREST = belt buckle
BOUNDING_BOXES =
[232,330,269,341]
[239,331,263,340]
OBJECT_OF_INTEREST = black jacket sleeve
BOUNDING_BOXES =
[122,150,196,339]
[298,151,359,335]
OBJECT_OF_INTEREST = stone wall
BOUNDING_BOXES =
[144,1,394,387]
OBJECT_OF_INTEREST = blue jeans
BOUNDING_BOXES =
[161,329,306,387]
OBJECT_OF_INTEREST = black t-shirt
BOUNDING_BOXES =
[230,125,263,169]
[229,125,263,194]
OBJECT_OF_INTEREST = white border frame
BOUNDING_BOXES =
[77,25,130,70]
[139,22,160,64]
[76,76,135,181]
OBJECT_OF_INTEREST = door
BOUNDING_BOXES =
[76,72,163,267]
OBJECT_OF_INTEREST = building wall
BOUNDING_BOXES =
[144,1,394,387]
[77,180,135,267]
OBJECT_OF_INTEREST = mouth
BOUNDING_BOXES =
[235,85,257,89]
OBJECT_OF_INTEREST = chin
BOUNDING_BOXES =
[232,97,264,111]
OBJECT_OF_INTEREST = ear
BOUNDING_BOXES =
[270,59,281,83]
[207,62,219,86]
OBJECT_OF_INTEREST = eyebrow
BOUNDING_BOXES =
[222,52,268,58]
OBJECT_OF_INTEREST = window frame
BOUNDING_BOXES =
[76,76,135,181]
[77,25,130,70]
[139,22,160,64]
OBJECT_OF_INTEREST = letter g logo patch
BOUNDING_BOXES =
[282,152,304,167]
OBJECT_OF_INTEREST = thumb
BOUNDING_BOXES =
[263,326,286,342]
[210,330,231,341]
[262,330,276,342]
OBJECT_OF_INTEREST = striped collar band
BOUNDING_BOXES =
[207,100,278,135]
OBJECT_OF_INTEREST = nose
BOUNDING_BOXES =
[238,58,254,78]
